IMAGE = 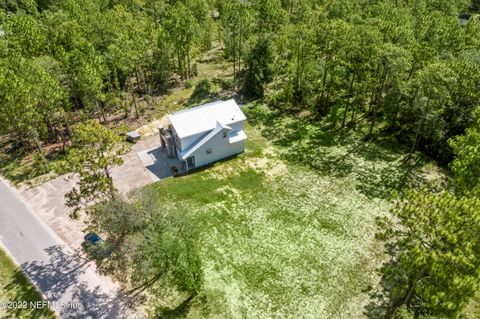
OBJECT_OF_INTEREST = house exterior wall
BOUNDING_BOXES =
[171,126,181,149]
[171,119,246,168]
[189,130,244,168]
[181,132,205,151]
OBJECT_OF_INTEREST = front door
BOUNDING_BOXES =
[186,156,195,169]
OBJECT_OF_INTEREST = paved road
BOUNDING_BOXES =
[0,178,138,319]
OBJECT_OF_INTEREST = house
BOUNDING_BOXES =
[159,99,247,171]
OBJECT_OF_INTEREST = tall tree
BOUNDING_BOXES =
[87,191,204,302]
[164,1,199,80]
[404,62,455,157]
[221,0,253,81]
[64,43,106,118]
[0,54,67,162]
[64,120,127,218]
[243,34,275,98]
[376,190,480,317]
[366,43,411,137]
[449,110,480,195]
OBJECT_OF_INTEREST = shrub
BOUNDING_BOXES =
[188,79,219,105]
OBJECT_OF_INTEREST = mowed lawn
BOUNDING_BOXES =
[0,248,55,319]
[145,106,445,318]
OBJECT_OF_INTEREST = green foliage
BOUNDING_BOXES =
[449,110,480,195]
[3,14,45,56]
[375,190,480,317]
[88,192,204,300]
[164,1,200,80]
[0,54,67,146]
[243,34,275,98]
[1,0,479,167]
[253,0,286,33]
[188,79,218,104]
[375,110,480,317]
[1,0,38,14]
[220,0,253,80]
[63,120,126,218]
[0,0,216,155]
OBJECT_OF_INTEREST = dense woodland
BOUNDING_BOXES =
[0,0,479,163]
[2,0,480,318]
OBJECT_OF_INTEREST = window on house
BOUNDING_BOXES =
[223,131,227,138]
[206,148,213,154]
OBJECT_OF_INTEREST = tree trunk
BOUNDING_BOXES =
[318,54,330,109]
[129,77,139,119]
[342,72,355,128]
[73,94,80,112]
[32,129,48,167]
[104,167,115,199]
[187,48,192,79]
[239,18,243,78]
[407,98,430,158]
[295,36,302,94]
[177,49,183,80]
[324,58,337,109]
[98,100,107,123]
[134,69,142,94]
[368,66,388,137]
[233,35,237,81]
[350,84,361,125]
[387,279,417,318]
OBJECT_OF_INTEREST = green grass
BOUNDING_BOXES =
[463,291,480,319]
[142,106,445,318]
[0,248,56,319]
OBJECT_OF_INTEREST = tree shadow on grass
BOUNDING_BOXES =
[0,141,35,185]
[156,295,195,319]
[355,157,426,199]
[251,108,429,199]
[3,269,56,318]
[16,245,139,319]
[363,245,405,319]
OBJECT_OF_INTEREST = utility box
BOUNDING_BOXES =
[126,131,141,143]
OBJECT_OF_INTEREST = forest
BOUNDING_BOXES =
[1,0,480,318]
[1,0,479,163]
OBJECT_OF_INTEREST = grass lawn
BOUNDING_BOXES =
[142,105,446,318]
[0,248,56,319]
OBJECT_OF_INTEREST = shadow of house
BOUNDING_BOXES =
[18,245,138,319]
[137,147,182,181]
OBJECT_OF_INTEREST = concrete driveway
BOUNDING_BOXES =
[137,146,183,182]
[20,134,162,249]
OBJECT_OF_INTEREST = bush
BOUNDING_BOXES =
[185,79,193,89]
[213,78,235,90]
[194,79,213,96]
[188,79,219,105]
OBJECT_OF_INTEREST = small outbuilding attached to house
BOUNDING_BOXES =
[159,99,247,172]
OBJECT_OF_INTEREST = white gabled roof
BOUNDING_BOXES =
[168,99,246,139]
